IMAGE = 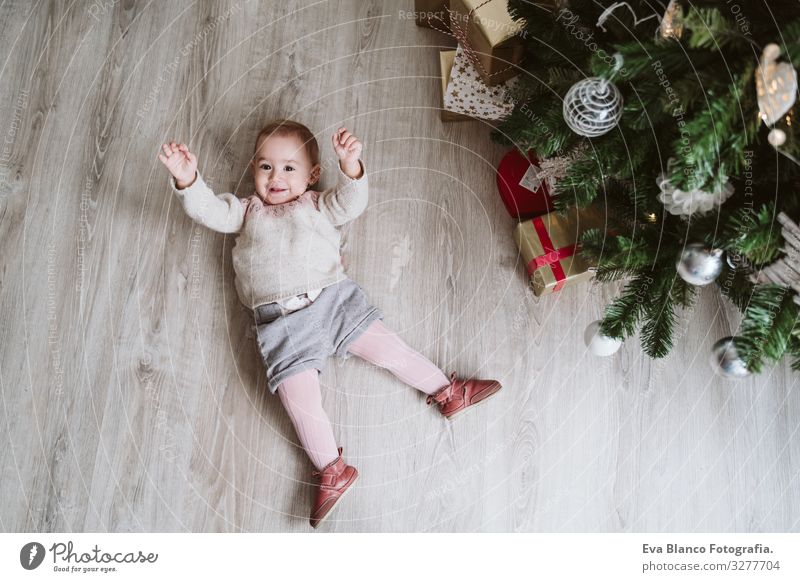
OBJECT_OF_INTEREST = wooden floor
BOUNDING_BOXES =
[1,0,798,533]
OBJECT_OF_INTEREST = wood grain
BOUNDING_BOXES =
[0,0,797,532]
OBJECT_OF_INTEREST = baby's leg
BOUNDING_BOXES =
[346,320,450,395]
[277,369,340,470]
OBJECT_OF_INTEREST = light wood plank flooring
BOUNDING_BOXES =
[0,0,798,532]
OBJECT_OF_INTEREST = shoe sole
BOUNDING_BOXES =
[310,472,359,529]
[445,382,502,420]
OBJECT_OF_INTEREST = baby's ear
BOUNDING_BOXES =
[309,164,321,186]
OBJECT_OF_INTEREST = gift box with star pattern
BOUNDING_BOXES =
[442,44,518,121]
[439,49,472,122]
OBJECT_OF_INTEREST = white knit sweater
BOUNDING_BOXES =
[170,160,368,309]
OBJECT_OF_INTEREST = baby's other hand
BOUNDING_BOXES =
[332,127,363,178]
[158,141,197,189]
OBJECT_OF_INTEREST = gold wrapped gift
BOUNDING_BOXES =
[439,50,473,122]
[414,0,451,32]
[448,0,525,86]
[513,206,606,296]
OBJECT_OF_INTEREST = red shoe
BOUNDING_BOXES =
[426,372,503,420]
[309,447,359,528]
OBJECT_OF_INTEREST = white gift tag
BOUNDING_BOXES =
[519,163,543,192]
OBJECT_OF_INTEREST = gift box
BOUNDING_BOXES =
[513,206,606,296]
[443,44,517,120]
[414,0,451,32]
[440,50,472,122]
[448,0,525,86]
[496,148,556,219]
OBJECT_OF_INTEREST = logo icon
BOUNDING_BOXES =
[20,542,46,570]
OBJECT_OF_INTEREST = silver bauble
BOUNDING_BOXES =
[676,243,724,286]
[709,337,751,379]
[563,77,623,137]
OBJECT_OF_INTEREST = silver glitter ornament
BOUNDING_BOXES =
[563,77,623,137]
[709,337,751,379]
[676,243,724,286]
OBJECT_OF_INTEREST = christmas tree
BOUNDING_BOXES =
[494,0,800,373]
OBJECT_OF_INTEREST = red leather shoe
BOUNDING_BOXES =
[309,447,359,528]
[426,372,502,420]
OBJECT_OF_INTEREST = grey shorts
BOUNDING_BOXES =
[253,278,384,394]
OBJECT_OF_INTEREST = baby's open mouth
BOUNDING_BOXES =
[269,187,287,193]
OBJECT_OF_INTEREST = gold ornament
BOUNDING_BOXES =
[658,0,683,39]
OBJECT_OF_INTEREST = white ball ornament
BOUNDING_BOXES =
[584,320,623,356]
[563,77,623,138]
[768,127,787,147]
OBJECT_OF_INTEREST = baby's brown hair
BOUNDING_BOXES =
[253,119,320,166]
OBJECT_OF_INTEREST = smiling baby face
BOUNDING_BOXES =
[251,121,321,205]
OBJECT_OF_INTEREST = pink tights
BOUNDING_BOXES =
[276,319,450,470]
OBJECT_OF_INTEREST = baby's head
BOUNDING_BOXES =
[251,119,321,205]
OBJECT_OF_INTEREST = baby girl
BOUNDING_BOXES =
[159,120,502,528]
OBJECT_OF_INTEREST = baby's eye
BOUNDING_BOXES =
[285,166,295,172]
[260,163,271,171]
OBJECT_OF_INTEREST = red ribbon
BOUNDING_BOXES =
[526,216,576,292]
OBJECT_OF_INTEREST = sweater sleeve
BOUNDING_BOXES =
[315,160,368,226]
[170,171,245,234]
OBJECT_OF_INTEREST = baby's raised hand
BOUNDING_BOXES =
[158,141,197,189]
[332,127,363,178]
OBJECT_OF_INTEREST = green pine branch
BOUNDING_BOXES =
[598,272,654,340]
[683,7,741,51]
[717,202,782,265]
[667,66,758,192]
[736,284,800,372]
